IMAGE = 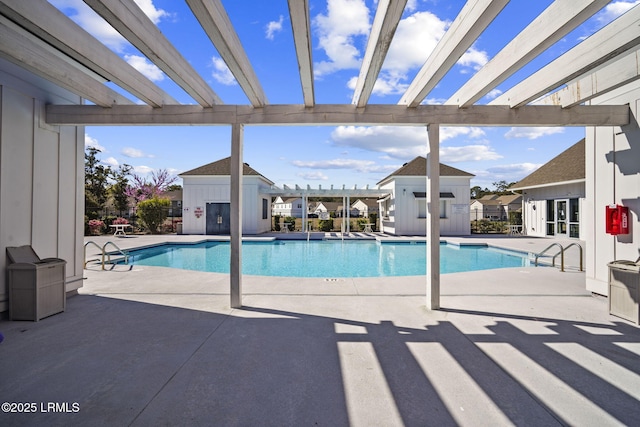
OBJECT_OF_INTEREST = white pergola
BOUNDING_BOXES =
[0,0,635,308]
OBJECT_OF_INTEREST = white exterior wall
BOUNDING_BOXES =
[379,176,471,236]
[0,59,85,313]
[520,182,585,238]
[181,175,272,235]
[586,82,640,296]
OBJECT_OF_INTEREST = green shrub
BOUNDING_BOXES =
[284,216,296,231]
[273,215,281,231]
[319,219,333,232]
[137,197,170,234]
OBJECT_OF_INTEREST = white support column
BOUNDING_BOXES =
[426,124,440,310]
[346,195,351,233]
[230,124,244,308]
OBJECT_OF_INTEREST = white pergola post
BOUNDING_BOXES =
[426,124,440,310]
[346,195,351,233]
[230,124,244,308]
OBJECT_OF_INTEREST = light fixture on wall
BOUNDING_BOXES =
[403,188,406,196]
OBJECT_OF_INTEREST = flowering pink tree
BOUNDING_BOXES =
[126,169,177,204]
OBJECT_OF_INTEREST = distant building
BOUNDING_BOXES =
[272,196,304,218]
[470,194,522,221]
[511,139,585,239]
[180,157,274,235]
[376,157,473,236]
[351,199,379,218]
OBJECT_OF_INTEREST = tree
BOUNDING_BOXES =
[137,197,171,234]
[126,169,177,204]
[85,147,112,214]
[470,186,488,199]
[110,164,133,216]
[492,180,517,195]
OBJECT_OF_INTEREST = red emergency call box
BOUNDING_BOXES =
[606,204,629,235]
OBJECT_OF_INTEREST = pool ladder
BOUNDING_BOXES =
[84,241,129,270]
[534,242,583,272]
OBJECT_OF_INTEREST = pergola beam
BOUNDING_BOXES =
[287,0,315,107]
[491,4,640,108]
[0,0,176,107]
[46,104,629,127]
[352,0,407,107]
[84,0,222,107]
[185,0,267,107]
[448,0,609,107]
[535,49,640,108]
[399,0,508,107]
[0,16,132,107]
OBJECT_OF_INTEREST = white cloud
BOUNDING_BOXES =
[211,56,237,85]
[457,47,489,71]
[292,158,375,171]
[133,0,169,24]
[485,89,503,100]
[441,127,487,141]
[440,145,502,163]
[291,158,398,177]
[297,171,329,181]
[330,125,487,160]
[122,147,153,158]
[504,127,565,140]
[313,0,371,76]
[125,55,164,82]
[85,134,106,151]
[596,1,640,23]
[383,12,446,72]
[133,165,154,175]
[266,15,284,40]
[103,157,119,167]
[486,163,541,175]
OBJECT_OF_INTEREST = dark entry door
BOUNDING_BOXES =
[206,203,231,235]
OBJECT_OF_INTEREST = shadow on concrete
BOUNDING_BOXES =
[1,295,640,426]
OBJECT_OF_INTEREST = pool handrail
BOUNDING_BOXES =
[83,241,103,269]
[102,241,129,267]
[83,240,129,270]
[535,242,564,271]
[563,242,583,272]
[534,242,583,272]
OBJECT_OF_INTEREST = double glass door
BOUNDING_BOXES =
[546,199,579,238]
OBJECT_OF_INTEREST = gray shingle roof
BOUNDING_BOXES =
[510,139,585,190]
[377,156,474,185]
[180,157,274,184]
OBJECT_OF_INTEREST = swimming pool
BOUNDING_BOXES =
[125,241,531,277]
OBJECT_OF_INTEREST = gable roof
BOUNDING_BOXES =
[180,157,274,184]
[377,156,474,185]
[511,139,585,190]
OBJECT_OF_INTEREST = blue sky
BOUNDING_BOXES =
[52,0,638,190]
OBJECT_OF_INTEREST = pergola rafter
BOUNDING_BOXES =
[83,0,223,107]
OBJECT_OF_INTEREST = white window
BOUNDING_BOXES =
[417,200,446,218]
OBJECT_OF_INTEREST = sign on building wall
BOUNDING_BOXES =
[452,204,469,214]
[194,206,203,218]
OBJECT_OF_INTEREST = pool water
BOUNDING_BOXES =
[126,241,531,277]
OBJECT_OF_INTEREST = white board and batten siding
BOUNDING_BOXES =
[1,58,85,313]
[379,176,471,236]
[586,81,640,296]
[520,182,585,238]
[181,175,272,235]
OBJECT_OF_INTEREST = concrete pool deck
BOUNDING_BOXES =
[1,234,639,425]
